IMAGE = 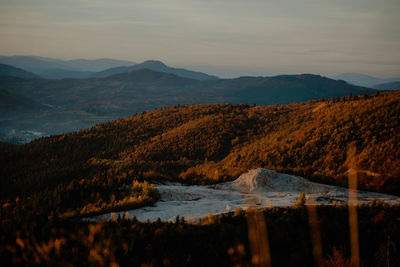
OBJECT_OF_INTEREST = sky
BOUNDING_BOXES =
[0,0,399,78]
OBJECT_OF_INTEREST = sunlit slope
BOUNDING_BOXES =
[1,91,399,202]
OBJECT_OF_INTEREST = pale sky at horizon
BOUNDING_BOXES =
[0,0,399,78]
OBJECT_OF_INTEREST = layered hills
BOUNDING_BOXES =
[372,81,400,91]
[0,56,217,80]
[334,72,400,87]
[1,90,399,219]
[0,63,40,79]
[0,56,136,74]
[0,69,376,143]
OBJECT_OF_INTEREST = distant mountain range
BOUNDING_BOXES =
[0,55,381,144]
[0,69,375,110]
[0,68,376,143]
[0,64,40,79]
[334,73,400,88]
[372,81,400,91]
[0,56,136,73]
[3,56,400,88]
[92,60,218,80]
[0,56,218,80]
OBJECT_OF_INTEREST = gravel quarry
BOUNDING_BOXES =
[91,168,400,222]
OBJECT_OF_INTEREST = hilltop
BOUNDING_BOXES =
[92,60,219,80]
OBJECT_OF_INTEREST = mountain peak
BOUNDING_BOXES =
[140,60,166,66]
[94,60,218,80]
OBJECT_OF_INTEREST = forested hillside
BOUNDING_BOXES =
[1,90,399,221]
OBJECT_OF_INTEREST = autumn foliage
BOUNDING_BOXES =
[1,91,399,220]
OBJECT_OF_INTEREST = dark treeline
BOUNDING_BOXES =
[1,204,399,266]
